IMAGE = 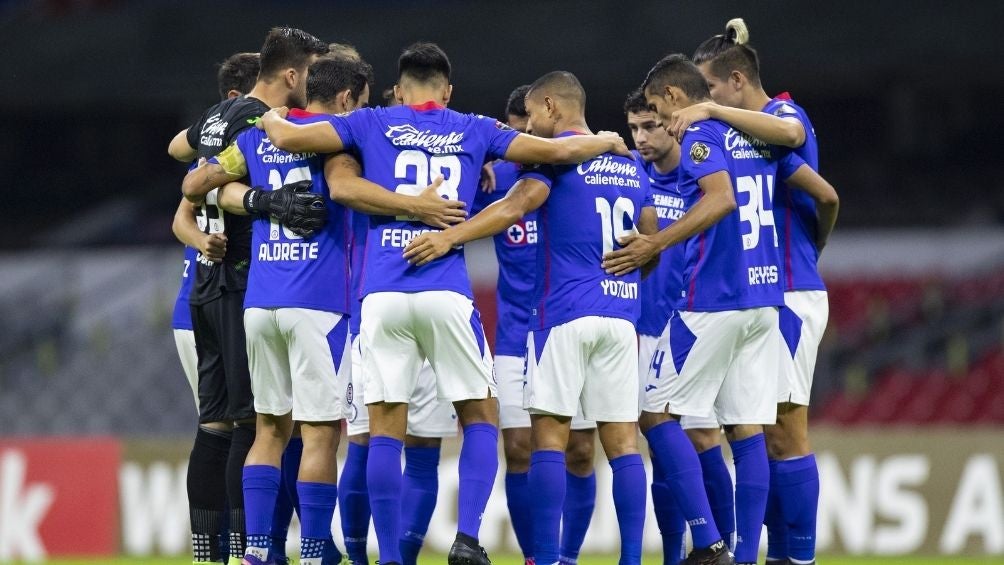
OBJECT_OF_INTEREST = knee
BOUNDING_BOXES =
[686,427,722,452]
[565,435,596,476]
[639,410,674,433]
[503,432,531,473]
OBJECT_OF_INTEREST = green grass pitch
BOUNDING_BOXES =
[8,556,1004,565]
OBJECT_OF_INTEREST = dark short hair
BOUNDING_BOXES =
[307,57,372,105]
[382,87,397,106]
[642,53,710,100]
[505,84,531,118]
[217,52,259,99]
[623,88,650,115]
[527,71,586,108]
[692,18,761,86]
[258,26,329,78]
[398,42,451,84]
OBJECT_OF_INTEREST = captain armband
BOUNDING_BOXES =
[214,143,248,177]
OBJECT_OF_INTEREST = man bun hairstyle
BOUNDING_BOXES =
[692,17,761,86]
[642,53,711,101]
[257,26,329,79]
[398,42,451,84]
[217,52,260,99]
[505,84,531,118]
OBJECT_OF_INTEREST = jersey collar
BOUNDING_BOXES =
[556,129,588,138]
[408,101,445,111]
[774,91,793,101]
[288,108,322,118]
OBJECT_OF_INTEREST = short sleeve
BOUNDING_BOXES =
[185,108,209,149]
[476,116,520,161]
[680,124,727,181]
[325,110,369,152]
[516,163,554,190]
[777,148,807,180]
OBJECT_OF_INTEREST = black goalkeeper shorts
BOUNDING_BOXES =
[191,290,255,423]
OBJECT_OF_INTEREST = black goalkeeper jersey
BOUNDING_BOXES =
[186,95,270,306]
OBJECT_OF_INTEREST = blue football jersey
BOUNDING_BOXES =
[764,94,825,292]
[520,132,653,330]
[171,246,197,330]
[472,160,538,357]
[348,208,368,335]
[632,151,686,337]
[675,119,804,312]
[227,108,351,313]
[326,102,519,299]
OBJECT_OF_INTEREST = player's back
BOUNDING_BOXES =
[764,94,825,292]
[676,118,794,312]
[473,160,539,356]
[523,135,651,330]
[327,103,518,299]
[235,109,351,314]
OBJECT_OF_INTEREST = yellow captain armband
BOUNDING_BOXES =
[215,143,247,177]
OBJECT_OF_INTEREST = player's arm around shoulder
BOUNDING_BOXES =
[168,128,197,162]
[671,101,806,148]
[784,164,839,251]
[503,131,631,165]
[261,107,345,154]
[403,176,550,267]
[181,143,247,202]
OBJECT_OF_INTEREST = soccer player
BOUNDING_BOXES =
[260,44,630,565]
[472,84,599,565]
[624,88,692,565]
[184,54,474,565]
[405,70,654,565]
[603,54,837,565]
[170,27,329,565]
[678,18,839,565]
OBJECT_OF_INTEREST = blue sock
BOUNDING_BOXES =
[457,423,499,539]
[764,459,788,562]
[775,454,819,563]
[243,465,281,559]
[297,481,341,561]
[270,467,294,561]
[651,454,686,565]
[339,442,370,564]
[559,471,596,563]
[282,437,303,514]
[731,434,769,564]
[698,445,736,545]
[400,446,441,565]
[505,472,534,559]
[528,450,565,565]
[367,436,403,564]
[610,454,646,565]
[643,421,721,549]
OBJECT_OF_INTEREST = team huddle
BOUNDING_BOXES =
[168,18,838,565]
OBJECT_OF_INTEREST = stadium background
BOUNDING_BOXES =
[0,0,1001,563]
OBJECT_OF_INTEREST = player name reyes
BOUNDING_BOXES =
[600,279,639,299]
[748,264,779,285]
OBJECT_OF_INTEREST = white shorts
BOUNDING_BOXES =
[360,291,495,405]
[497,354,595,431]
[244,308,351,422]
[642,307,779,426]
[526,316,638,422]
[638,333,661,411]
[642,326,721,430]
[778,291,828,405]
[173,328,199,411]
[347,335,458,437]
